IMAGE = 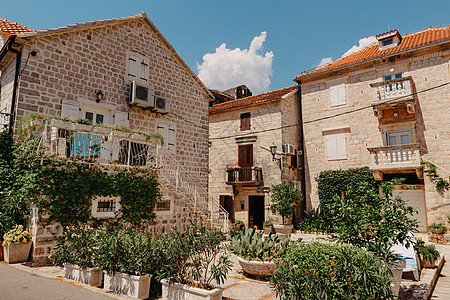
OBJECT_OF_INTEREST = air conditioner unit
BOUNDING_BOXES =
[152,96,170,114]
[129,81,155,107]
[283,144,295,155]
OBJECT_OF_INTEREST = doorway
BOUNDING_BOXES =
[219,195,234,222]
[248,196,264,229]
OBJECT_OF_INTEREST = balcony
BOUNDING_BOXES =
[367,143,423,180]
[370,77,415,118]
[36,119,157,168]
[226,166,263,186]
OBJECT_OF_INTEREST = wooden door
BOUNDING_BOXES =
[219,195,234,222]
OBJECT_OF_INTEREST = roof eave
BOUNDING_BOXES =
[294,39,450,83]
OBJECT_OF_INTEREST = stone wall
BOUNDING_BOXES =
[209,91,301,227]
[300,46,450,224]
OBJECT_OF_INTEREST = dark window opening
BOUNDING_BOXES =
[97,199,116,212]
[156,200,171,211]
[382,38,393,46]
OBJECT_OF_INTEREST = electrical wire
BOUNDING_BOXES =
[210,81,449,141]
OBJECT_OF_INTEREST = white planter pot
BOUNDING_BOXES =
[236,256,277,277]
[161,279,223,300]
[63,264,102,287]
[389,259,406,297]
[104,271,152,299]
[3,242,32,264]
[273,224,293,235]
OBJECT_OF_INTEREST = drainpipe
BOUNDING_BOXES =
[296,83,307,220]
[8,45,22,135]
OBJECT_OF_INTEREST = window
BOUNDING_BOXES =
[238,144,253,181]
[156,195,173,215]
[325,133,347,160]
[81,104,112,125]
[92,196,120,218]
[157,122,176,152]
[156,200,171,211]
[127,52,148,84]
[382,38,393,46]
[383,73,402,81]
[330,83,346,107]
[386,130,411,146]
[240,113,251,131]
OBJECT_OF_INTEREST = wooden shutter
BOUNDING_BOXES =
[61,99,79,120]
[240,113,250,131]
[336,133,347,159]
[238,144,253,166]
[114,111,129,128]
[338,83,346,105]
[330,85,338,107]
[326,135,337,160]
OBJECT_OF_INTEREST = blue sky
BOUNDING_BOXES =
[3,0,449,94]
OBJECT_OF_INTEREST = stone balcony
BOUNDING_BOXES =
[367,143,423,180]
[226,166,263,187]
[370,76,416,118]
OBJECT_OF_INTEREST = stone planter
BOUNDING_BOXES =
[63,264,102,287]
[3,241,32,264]
[161,279,223,300]
[236,256,277,277]
[389,259,406,297]
[421,257,437,268]
[263,225,275,234]
[273,224,293,235]
[428,233,449,245]
[104,271,152,299]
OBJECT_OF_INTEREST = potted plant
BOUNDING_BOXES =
[52,226,102,287]
[95,224,153,299]
[229,228,291,277]
[262,220,275,234]
[270,183,302,235]
[233,220,245,231]
[2,225,32,264]
[161,222,232,300]
[414,239,440,268]
[428,222,448,244]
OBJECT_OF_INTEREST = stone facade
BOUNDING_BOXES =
[0,14,210,264]
[298,42,450,228]
[209,88,301,228]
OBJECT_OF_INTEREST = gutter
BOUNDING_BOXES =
[294,39,450,82]
[0,35,22,134]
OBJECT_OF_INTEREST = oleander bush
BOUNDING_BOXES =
[270,242,394,299]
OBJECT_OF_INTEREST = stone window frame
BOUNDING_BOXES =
[156,194,174,216]
[91,196,121,218]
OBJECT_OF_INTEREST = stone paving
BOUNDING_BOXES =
[1,232,448,299]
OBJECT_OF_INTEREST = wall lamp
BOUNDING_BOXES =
[269,143,282,170]
[96,90,104,103]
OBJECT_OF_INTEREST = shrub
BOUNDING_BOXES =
[270,183,302,225]
[2,225,32,246]
[229,228,291,262]
[270,242,394,299]
[263,220,273,227]
[234,220,244,225]
[162,222,232,289]
[428,222,447,234]
[414,239,440,262]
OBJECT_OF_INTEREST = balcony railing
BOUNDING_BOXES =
[226,166,262,186]
[367,143,421,170]
[370,76,414,103]
[38,119,157,168]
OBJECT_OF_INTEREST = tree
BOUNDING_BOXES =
[270,183,302,225]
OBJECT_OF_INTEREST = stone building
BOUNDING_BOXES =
[0,12,223,264]
[209,85,303,228]
[294,27,450,231]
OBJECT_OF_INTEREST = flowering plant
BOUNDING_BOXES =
[226,165,241,171]
[2,225,31,246]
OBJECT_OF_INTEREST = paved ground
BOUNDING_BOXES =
[1,232,448,299]
[0,262,113,300]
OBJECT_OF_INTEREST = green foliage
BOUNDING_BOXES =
[228,228,292,262]
[2,225,32,246]
[297,209,335,234]
[421,161,437,176]
[234,220,244,225]
[270,183,302,224]
[263,220,273,227]
[414,239,440,262]
[162,222,232,289]
[270,242,394,300]
[435,178,449,192]
[428,222,447,234]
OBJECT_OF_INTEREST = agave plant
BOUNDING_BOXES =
[228,228,292,262]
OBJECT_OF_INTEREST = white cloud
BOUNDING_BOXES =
[316,57,333,69]
[341,36,377,57]
[197,32,274,94]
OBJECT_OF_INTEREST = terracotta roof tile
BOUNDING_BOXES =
[295,26,450,81]
[0,18,36,35]
[209,85,297,114]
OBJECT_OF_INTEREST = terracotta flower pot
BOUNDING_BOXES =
[3,242,32,264]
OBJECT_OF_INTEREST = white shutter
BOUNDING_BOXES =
[338,83,346,105]
[326,135,337,160]
[330,85,338,107]
[128,55,138,82]
[156,123,167,146]
[139,58,148,83]
[336,133,347,159]
[61,99,79,120]
[114,111,129,128]
[167,124,176,151]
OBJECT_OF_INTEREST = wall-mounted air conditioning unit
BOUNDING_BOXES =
[152,96,170,114]
[129,81,155,107]
[283,144,295,155]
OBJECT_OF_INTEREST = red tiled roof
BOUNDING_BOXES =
[209,85,297,114]
[0,18,36,35]
[295,26,450,81]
